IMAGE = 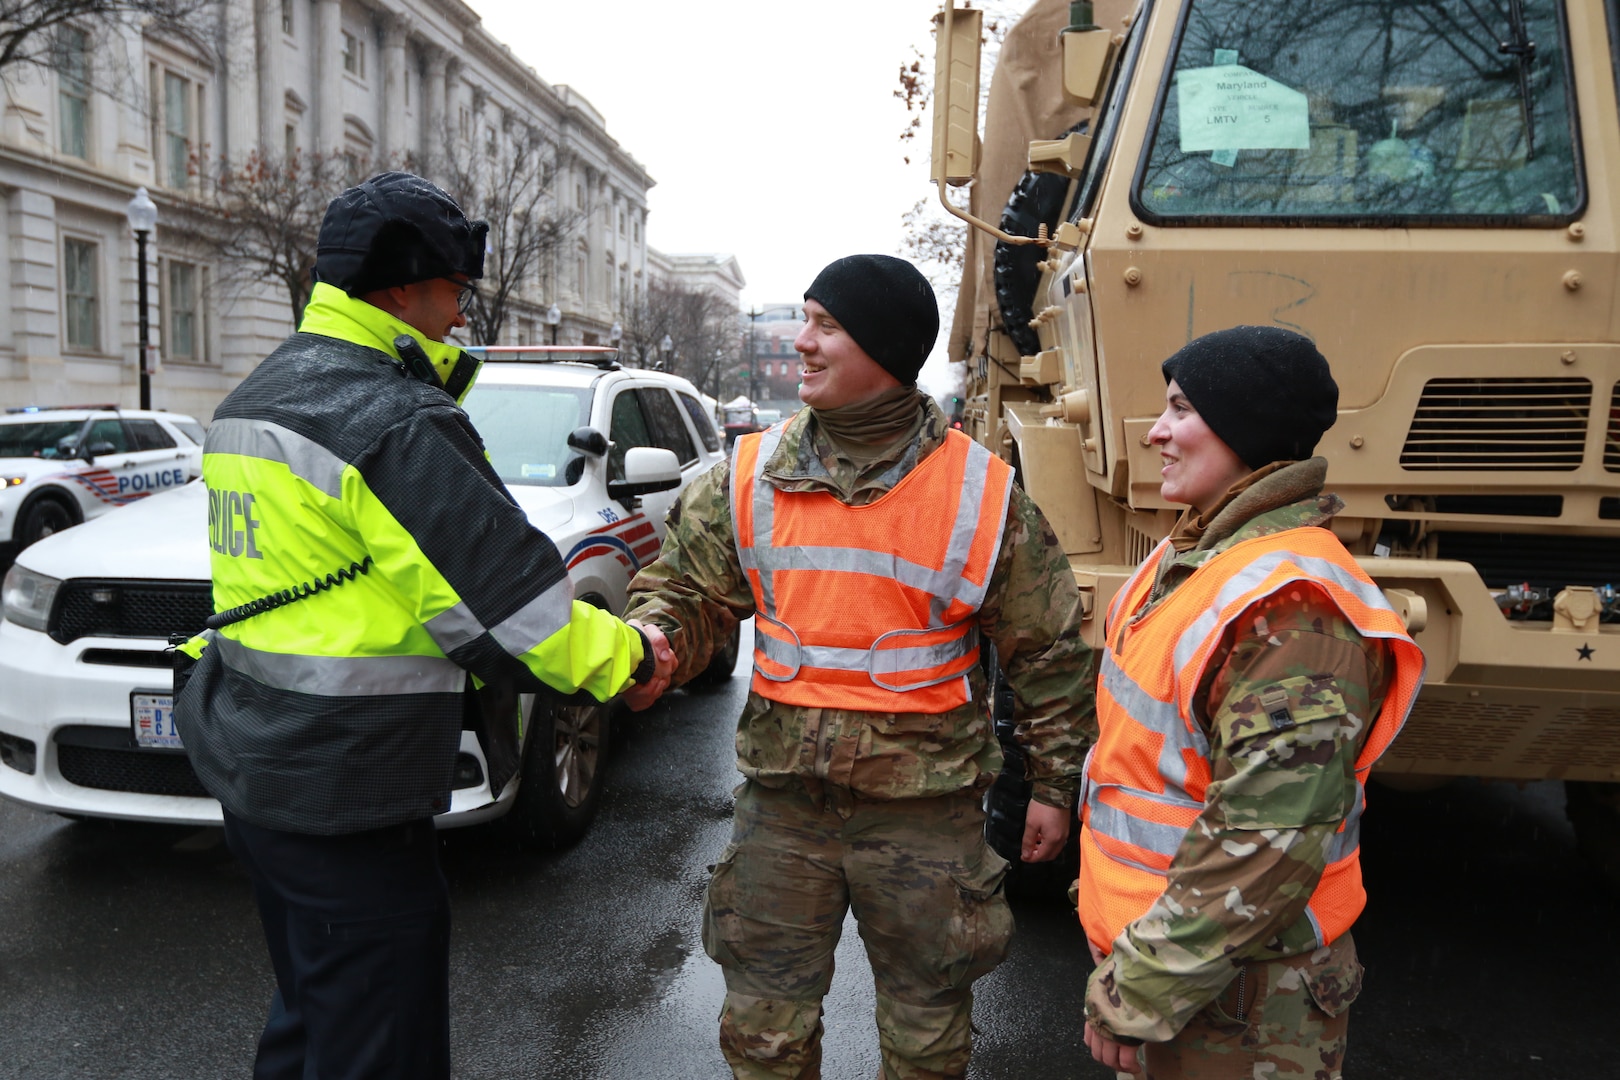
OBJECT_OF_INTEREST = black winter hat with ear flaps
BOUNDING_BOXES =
[315,172,488,296]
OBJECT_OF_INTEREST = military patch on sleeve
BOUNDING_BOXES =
[1259,687,1295,731]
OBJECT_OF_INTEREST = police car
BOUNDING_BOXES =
[0,406,204,556]
[0,355,735,846]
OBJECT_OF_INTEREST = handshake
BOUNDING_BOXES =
[623,620,678,711]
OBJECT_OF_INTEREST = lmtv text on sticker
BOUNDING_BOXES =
[208,486,265,559]
[117,468,188,494]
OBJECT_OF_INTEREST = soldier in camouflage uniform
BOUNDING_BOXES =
[624,255,1095,1080]
[1080,326,1425,1079]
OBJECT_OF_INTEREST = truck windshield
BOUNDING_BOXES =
[461,384,594,487]
[1134,0,1581,224]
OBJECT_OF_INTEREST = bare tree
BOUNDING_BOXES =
[433,121,580,346]
[203,148,355,325]
[0,0,218,85]
[621,277,739,399]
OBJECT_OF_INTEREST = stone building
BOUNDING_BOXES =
[0,0,653,420]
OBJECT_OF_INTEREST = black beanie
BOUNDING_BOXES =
[316,171,489,296]
[804,255,938,385]
[1161,326,1339,469]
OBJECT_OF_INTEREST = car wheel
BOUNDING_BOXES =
[688,619,742,690]
[506,694,613,849]
[18,496,79,548]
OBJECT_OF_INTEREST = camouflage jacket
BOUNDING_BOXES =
[624,397,1095,807]
[1085,458,1392,1043]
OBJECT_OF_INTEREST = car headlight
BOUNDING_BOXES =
[1,564,61,632]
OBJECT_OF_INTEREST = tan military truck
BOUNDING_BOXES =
[934,0,1620,880]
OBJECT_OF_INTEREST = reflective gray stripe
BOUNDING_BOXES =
[206,418,348,499]
[1085,790,1196,858]
[756,622,979,689]
[423,601,486,656]
[488,577,575,656]
[216,633,464,696]
[1302,906,1326,949]
[748,546,988,607]
[1099,649,1209,792]
[732,425,787,609]
[1325,787,1366,863]
[1172,547,1403,677]
[1105,540,1168,637]
[936,439,1011,618]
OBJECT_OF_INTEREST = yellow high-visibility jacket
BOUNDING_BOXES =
[176,283,644,833]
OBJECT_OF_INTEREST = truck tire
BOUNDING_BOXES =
[687,620,742,690]
[506,694,612,849]
[17,494,80,549]
[993,124,1086,361]
[1566,780,1620,890]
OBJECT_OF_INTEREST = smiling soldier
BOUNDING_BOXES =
[1078,326,1427,1078]
[623,253,1096,1079]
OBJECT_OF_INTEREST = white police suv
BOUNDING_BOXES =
[0,406,204,556]
[0,356,734,847]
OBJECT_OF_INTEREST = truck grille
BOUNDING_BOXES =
[53,726,208,798]
[1400,377,1591,471]
[1436,531,1620,592]
[50,580,213,645]
[1606,386,1619,472]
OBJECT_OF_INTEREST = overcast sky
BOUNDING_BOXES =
[469,0,945,309]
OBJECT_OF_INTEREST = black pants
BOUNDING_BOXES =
[222,810,452,1080]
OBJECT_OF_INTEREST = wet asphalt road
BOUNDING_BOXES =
[1,629,1617,1079]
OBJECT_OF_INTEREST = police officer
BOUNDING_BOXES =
[175,172,673,1080]
[1078,326,1426,1078]
[623,254,1095,1079]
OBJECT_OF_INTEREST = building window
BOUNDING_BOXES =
[56,26,90,160]
[284,123,297,160]
[485,126,497,159]
[280,0,293,35]
[618,207,625,236]
[62,237,100,351]
[163,70,192,187]
[342,31,364,77]
[575,182,584,207]
[459,106,470,139]
[166,259,201,361]
[576,245,588,299]
[633,216,640,244]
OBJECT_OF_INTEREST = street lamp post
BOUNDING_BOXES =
[544,303,562,345]
[125,187,158,410]
[658,333,673,373]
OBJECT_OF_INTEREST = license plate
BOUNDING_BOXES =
[131,691,183,750]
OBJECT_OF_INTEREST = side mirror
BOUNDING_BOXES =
[567,427,609,457]
[929,1,982,186]
[608,446,681,500]
[81,440,116,463]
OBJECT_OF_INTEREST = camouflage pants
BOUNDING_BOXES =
[1141,935,1362,1080]
[702,781,1014,1080]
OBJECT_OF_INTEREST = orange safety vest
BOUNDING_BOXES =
[1078,529,1425,955]
[731,423,1013,713]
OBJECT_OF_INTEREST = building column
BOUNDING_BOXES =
[315,0,344,155]
[255,0,281,154]
[222,0,260,160]
[423,47,448,171]
[380,13,411,163]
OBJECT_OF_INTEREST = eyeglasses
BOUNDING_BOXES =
[441,277,477,314]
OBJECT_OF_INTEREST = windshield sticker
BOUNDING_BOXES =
[520,463,557,479]
[1177,64,1309,156]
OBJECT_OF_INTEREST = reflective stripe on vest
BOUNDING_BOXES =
[731,424,1013,712]
[1079,528,1426,954]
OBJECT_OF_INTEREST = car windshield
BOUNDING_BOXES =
[461,383,594,487]
[0,420,84,459]
[1135,0,1581,223]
